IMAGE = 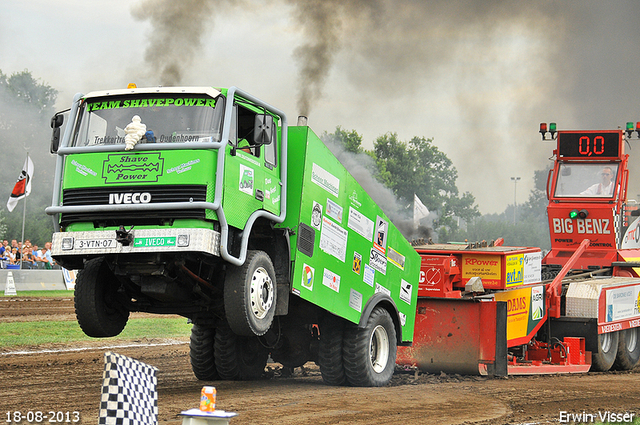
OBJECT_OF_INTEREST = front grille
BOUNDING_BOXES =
[61,185,208,227]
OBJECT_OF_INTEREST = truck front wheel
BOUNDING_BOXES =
[343,307,397,387]
[75,257,129,337]
[224,250,276,337]
[189,325,219,381]
[614,328,640,370]
[214,322,268,380]
[591,330,619,371]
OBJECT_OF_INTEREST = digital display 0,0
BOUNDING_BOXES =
[557,132,621,159]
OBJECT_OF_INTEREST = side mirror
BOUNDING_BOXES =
[253,114,274,146]
[50,113,65,154]
[631,209,640,217]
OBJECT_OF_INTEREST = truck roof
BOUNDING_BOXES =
[82,86,222,99]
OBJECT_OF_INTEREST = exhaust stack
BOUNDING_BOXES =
[297,116,308,126]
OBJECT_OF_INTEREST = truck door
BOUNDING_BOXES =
[223,103,281,229]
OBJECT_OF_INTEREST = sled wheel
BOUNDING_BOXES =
[74,257,129,337]
[224,250,276,337]
[190,324,219,381]
[591,330,619,371]
[343,307,397,387]
[214,322,268,380]
[614,328,640,370]
[318,315,347,386]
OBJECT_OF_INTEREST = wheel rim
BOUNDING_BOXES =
[369,324,390,373]
[250,267,274,320]
[628,328,638,352]
[601,332,613,353]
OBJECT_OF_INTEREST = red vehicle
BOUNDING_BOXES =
[396,123,640,375]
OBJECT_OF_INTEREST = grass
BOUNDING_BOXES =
[1,290,75,297]
[0,317,192,348]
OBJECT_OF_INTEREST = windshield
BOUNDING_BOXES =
[71,94,224,147]
[554,163,618,198]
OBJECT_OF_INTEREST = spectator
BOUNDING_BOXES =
[43,242,56,269]
[0,240,6,256]
[21,247,34,269]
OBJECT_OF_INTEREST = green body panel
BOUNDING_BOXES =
[282,127,420,342]
[221,143,282,229]
[63,150,217,188]
[61,150,218,222]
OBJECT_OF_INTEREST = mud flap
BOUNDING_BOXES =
[396,298,507,376]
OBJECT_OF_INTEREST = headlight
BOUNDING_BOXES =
[61,237,74,250]
[177,234,190,247]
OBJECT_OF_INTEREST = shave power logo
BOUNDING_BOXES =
[103,153,164,184]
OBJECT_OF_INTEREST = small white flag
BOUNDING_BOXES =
[6,156,34,212]
[413,194,429,228]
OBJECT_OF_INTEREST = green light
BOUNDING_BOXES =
[627,122,634,131]
[549,122,557,132]
[569,210,579,219]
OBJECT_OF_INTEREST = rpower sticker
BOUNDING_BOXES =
[301,264,314,290]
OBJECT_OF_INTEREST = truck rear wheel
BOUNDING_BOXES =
[318,315,347,386]
[74,257,129,337]
[343,307,397,387]
[591,330,619,371]
[614,328,640,370]
[224,250,276,337]
[214,322,268,380]
[189,325,219,381]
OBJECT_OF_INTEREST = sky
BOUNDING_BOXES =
[2,0,640,215]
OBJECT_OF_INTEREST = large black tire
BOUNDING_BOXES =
[74,257,129,337]
[190,325,219,381]
[614,328,640,370]
[224,250,277,337]
[214,322,268,380]
[318,315,347,386]
[343,307,397,387]
[591,330,619,371]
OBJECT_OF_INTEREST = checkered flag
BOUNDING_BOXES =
[99,352,159,425]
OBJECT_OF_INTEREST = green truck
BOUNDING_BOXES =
[46,86,419,386]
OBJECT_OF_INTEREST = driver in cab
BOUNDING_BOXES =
[581,167,615,196]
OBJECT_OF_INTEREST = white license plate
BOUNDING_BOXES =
[75,238,117,249]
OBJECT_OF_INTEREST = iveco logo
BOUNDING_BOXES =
[109,192,152,204]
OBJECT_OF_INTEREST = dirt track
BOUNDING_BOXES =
[1,297,639,425]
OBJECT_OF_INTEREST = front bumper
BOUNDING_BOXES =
[51,228,221,257]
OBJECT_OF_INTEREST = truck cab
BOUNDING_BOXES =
[542,126,640,270]
[47,85,420,387]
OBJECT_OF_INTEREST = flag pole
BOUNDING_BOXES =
[19,152,29,270]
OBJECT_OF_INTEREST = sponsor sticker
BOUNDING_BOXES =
[301,264,314,290]
[349,288,363,312]
[102,153,164,184]
[369,247,387,275]
[352,252,362,275]
[239,164,254,195]
[387,246,405,270]
[311,163,340,197]
[325,198,343,223]
[348,207,374,241]
[322,268,341,292]
[375,282,391,296]
[320,216,348,262]
[399,280,413,304]
[363,263,375,287]
[374,216,388,254]
[311,201,323,230]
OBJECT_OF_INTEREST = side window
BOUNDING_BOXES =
[264,122,277,167]
[236,104,259,157]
